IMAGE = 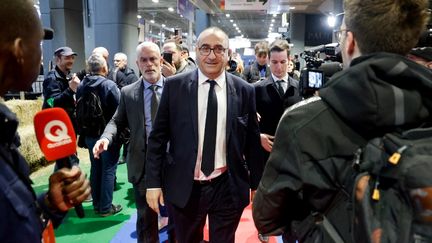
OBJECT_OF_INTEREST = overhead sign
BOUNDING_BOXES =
[222,0,269,11]
[178,0,195,22]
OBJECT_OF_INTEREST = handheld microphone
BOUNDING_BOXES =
[34,107,85,218]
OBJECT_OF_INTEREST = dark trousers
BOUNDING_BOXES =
[167,173,244,243]
[133,178,159,243]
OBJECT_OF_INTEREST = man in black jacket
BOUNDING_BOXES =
[0,0,90,241]
[254,39,301,166]
[253,0,431,242]
[113,52,138,86]
[43,46,80,170]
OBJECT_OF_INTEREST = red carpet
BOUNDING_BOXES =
[203,204,278,243]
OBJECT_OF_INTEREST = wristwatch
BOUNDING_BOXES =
[258,233,269,242]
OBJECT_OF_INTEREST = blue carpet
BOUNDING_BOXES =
[110,213,168,243]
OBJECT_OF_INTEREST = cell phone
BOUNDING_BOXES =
[174,28,182,37]
[163,52,173,64]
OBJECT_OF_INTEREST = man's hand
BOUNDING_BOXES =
[260,133,274,152]
[46,166,91,212]
[93,138,109,159]
[68,73,80,93]
[146,189,164,214]
[161,60,176,77]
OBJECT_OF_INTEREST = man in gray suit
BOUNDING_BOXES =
[93,42,163,242]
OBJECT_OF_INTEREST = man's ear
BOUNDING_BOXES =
[12,38,24,64]
[345,31,356,57]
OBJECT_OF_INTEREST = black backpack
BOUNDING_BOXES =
[292,127,432,243]
[76,83,106,137]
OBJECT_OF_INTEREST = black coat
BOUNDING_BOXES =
[253,53,432,240]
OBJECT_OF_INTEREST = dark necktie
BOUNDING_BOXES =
[201,80,217,176]
[276,80,285,96]
[149,85,159,124]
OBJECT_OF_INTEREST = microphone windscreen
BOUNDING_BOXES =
[34,108,77,161]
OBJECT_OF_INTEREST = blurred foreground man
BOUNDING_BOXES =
[253,0,432,242]
[146,27,262,243]
[0,0,90,241]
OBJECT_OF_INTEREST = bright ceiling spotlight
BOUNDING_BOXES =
[327,15,336,28]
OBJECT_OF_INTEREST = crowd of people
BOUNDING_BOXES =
[1,0,432,242]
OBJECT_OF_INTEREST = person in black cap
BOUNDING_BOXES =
[408,47,432,69]
[0,0,90,241]
[42,46,80,170]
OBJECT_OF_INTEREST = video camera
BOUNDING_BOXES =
[299,43,342,98]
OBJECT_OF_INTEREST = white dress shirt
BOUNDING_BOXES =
[194,70,228,180]
[271,73,289,93]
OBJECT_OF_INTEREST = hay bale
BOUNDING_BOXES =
[4,99,46,172]
[6,98,42,126]
[17,125,48,172]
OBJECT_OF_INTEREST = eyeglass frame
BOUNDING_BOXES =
[198,45,227,56]
[334,29,350,43]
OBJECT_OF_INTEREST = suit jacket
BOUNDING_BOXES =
[254,75,302,163]
[101,79,147,184]
[146,70,263,209]
[254,75,301,136]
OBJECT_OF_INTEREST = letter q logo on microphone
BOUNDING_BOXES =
[44,120,71,142]
[34,108,77,161]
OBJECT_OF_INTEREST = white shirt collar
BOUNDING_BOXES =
[198,69,226,87]
[271,73,288,83]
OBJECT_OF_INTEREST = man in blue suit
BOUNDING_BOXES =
[146,27,263,243]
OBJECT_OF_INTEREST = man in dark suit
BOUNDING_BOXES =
[93,42,163,242]
[254,39,301,163]
[146,27,263,243]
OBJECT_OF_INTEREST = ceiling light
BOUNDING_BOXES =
[152,0,159,3]
[233,23,237,27]
[327,15,336,27]
[226,14,230,18]
[150,20,155,24]
[180,14,183,18]
[270,23,273,27]
[162,24,166,28]
[168,7,174,12]
[273,14,277,17]
[289,7,295,10]
[137,15,142,19]
[271,19,275,23]
[230,19,233,23]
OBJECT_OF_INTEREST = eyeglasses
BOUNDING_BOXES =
[198,45,227,56]
[334,29,349,43]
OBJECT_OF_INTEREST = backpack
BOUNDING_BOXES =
[76,83,106,137]
[292,127,432,243]
[350,128,432,243]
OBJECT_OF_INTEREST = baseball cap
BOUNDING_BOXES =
[410,47,432,62]
[43,28,54,40]
[54,46,77,57]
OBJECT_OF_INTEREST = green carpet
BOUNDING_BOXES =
[31,148,135,243]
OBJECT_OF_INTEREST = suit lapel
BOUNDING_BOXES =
[226,73,237,145]
[189,71,199,143]
[134,79,145,136]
